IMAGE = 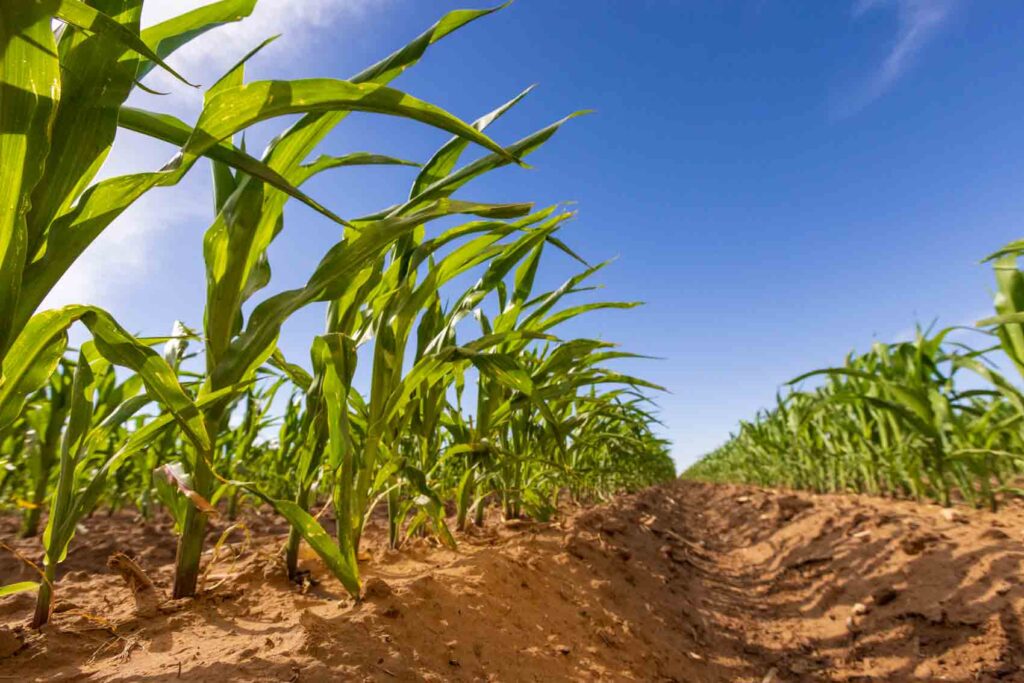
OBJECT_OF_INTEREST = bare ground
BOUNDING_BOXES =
[1,480,1023,681]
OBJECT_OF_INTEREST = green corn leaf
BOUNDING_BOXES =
[0,306,208,451]
[182,79,521,173]
[0,3,61,355]
[56,381,247,547]
[244,488,361,596]
[53,0,196,86]
[208,201,532,392]
[0,582,38,598]
[382,112,590,220]
[411,84,535,199]
[26,0,144,258]
[117,106,347,225]
[136,0,259,81]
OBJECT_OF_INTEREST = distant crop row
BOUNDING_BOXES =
[0,1,673,627]
[686,245,1024,510]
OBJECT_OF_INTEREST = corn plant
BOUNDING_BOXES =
[1,0,355,611]
[17,360,73,538]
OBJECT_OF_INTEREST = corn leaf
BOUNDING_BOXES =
[53,0,195,85]
[136,0,258,81]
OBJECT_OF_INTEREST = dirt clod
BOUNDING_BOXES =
[0,627,22,659]
[871,586,900,606]
[362,576,392,600]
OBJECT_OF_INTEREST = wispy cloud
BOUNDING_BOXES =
[43,184,207,311]
[143,0,387,107]
[833,0,958,117]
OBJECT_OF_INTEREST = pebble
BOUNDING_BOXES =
[940,508,966,524]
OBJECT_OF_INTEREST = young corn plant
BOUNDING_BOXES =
[164,3,564,596]
[0,0,345,608]
[17,360,73,538]
[240,23,590,585]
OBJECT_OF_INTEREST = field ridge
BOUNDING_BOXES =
[2,481,1023,681]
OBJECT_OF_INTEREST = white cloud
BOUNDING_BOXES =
[142,0,388,106]
[42,184,207,311]
[834,0,958,117]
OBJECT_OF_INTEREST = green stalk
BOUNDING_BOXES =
[21,415,63,538]
[20,486,46,539]
[473,489,486,527]
[171,452,213,599]
[387,484,400,549]
[352,433,381,552]
[285,485,310,580]
[30,564,56,629]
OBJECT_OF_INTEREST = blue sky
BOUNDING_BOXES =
[55,0,1024,469]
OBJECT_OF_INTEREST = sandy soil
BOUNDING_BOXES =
[1,481,1023,682]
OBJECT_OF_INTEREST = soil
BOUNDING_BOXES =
[2,480,1024,682]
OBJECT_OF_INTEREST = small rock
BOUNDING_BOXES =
[0,628,22,659]
[777,495,814,522]
[990,662,1019,679]
[555,644,571,655]
[851,602,869,616]
[982,528,1010,541]
[901,533,939,555]
[599,518,627,535]
[362,577,392,601]
[788,659,814,674]
[871,587,900,606]
[849,511,871,528]
[939,508,966,524]
[564,534,589,558]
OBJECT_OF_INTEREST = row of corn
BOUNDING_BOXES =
[0,1,673,627]
[686,248,1024,511]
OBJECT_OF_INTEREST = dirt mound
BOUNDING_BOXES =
[2,482,1023,681]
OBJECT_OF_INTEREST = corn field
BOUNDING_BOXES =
[0,1,674,628]
[686,243,1024,510]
